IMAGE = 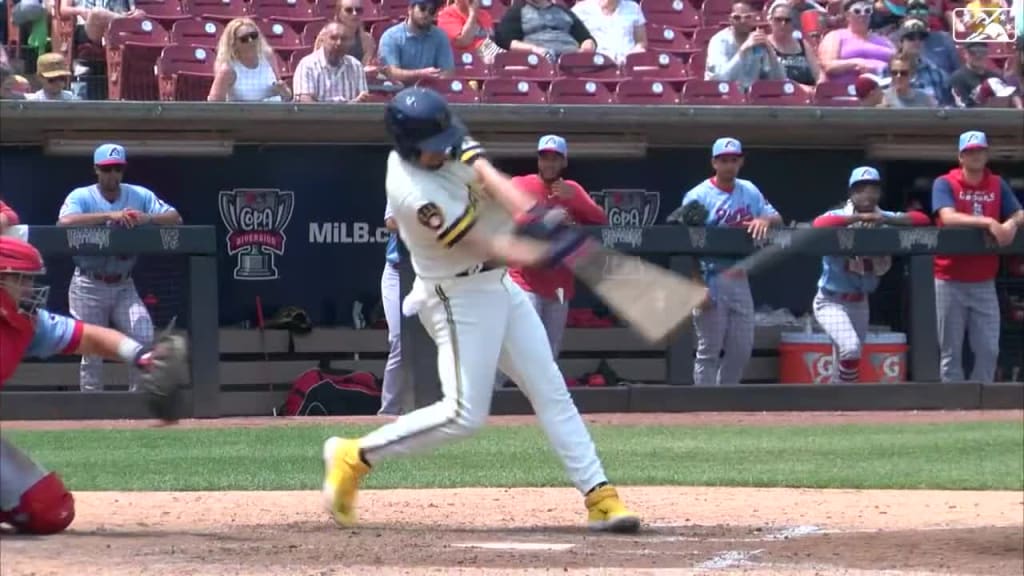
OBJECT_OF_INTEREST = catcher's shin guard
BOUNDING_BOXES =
[2,473,75,534]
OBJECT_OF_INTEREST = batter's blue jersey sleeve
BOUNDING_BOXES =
[27,309,83,359]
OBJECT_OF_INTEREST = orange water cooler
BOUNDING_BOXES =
[778,332,908,384]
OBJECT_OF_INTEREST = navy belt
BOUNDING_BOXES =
[821,288,865,302]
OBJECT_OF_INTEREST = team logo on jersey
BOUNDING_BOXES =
[218,188,295,280]
[417,203,444,230]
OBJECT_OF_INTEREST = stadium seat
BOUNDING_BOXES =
[257,19,305,59]
[615,78,680,104]
[645,24,699,57]
[622,51,690,83]
[641,0,701,32]
[701,0,738,26]
[184,0,251,22]
[679,79,744,104]
[692,26,720,47]
[416,77,481,104]
[451,50,492,81]
[480,78,548,104]
[156,44,216,101]
[491,51,557,79]
[252,0,321,32]
[548,78,615,104]
[370,20,398,45]
[133,0,190,29]
[170,18,225,48]
[288,46,314,73]
[301,20,327,46]
[556,52,621,80]
[687,50,706,77]
[379,0,410,19]
[747,80,811,105]
[811,81,859,106]
[104,18,171,101]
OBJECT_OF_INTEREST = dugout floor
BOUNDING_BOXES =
[1,412,1022,576]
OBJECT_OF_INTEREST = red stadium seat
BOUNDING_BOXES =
[491,51,557,79]
[104,17,171,101]
[641,0,701,32]
[253,0,321,31]
[184,0,251,22]
[170,18,225,48]
[451,50,492,81]
[622,51,690,83]
[679,79,744,104]
[370,20,399,45]
[257,19,305,59]
[556,51,621,80]
[645,24,699,57]
[747,80,811,105]
[548,78,615,104]
[133,0,190,29]
[288,46,314,72]
[416,77,481,103]
[687,50,706,77]
[379,0,410,19]
[301,20,326,46]
[480,78,548,104]
[811,81,859,106]
[615,78,680,104]
[691,26,719,47]
[156,44,216,100]
[700,0,736,26]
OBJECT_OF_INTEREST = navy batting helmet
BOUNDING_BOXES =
[385,87,467,161]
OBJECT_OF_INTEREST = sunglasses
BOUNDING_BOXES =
[903,33,927,41]
[771,16,791,23]
[44,76,67,83]
[342,6,363,14]
[849,5,873,15]
[97,165,124,173]
[730,12,756,21]
[236,31,259,43]
[890,69,910,77]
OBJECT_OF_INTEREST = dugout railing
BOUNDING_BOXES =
[0,225,219,420]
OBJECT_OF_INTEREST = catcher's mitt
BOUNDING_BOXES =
[137,320,190,423]
[666,201,710,226]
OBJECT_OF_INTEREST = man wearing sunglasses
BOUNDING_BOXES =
[57,143,182,392]
[378,0,455,84]
[705,0,786,91]
[886,18,952,105]
[24,53,79,101]
[894,0,960,75]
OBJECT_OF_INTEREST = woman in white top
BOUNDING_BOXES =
[570,0,646,64]
[208,17,292,102]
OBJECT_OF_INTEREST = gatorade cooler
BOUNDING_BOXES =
[778,332,908,384]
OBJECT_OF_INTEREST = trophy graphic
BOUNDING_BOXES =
[219,188,295,280]
[593,189,662,279]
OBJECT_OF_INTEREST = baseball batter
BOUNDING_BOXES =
[379,201,406,415]
[57,143,182,391]
[0,233,173,534]
[681,137,783,386]
[932,131,1022,382]
[811,167,930,383]
[322,87,640,533]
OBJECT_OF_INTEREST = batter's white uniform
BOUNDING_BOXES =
[357,151,607,494]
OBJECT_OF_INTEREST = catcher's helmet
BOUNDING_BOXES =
[385,87,467,161]
[0,236,49,315]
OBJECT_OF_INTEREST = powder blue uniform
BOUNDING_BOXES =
[682,173,778,386]
[26,309,83,360]
[379,201,406,415]
[59,182,175,391]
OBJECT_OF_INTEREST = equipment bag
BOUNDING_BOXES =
[282,368,381,416]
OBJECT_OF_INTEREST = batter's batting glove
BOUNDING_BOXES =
[515,204,571,239]
[453,135,486,166]
[135,318,190,423]
[666,201,710,226]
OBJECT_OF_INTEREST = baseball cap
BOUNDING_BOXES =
[977,77,1018,102]
[537,134,568,157]
[898,18,929,39]
[906,0,929,12]
[94,143,127,166]
[848,166,881,188]
[958,131,988,153]
[853,73,891,98]
[36,52,71,79]
[712,137,742,157]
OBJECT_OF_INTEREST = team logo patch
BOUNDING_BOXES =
[417,203,444,230]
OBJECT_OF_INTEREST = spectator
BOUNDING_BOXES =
[903,0,947,31]
[867,0,904,35]
[951,41,1023,108]
[25,53,80,101]
[334,0,378,66]
[854,71,890,105]
[885,18,952,105]
[767,2,825,90]
[59,0,145,46]
[378,0,455,83]
[879,52,937,107]
[438,0,505,64]
[294,22,369,103]
[705,0,787,91]
[494,0,597,62]
[779,0,828,36]
[570,0,647,64]
[208,17,292,102]
[819,0,895,84]
[897,0,960,74]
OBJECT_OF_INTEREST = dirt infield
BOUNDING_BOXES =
[1,411,1022,575]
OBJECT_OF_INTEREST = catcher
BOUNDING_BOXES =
[0,233,187,534]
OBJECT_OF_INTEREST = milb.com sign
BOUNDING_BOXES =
[309,222,391,244]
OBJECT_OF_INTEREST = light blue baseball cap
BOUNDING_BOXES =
[712,137,742,157]
[958,131,988,153]
[848,166,881,188]
[94,143,127,166]
[537,134,568,157]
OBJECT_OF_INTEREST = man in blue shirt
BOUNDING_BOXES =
[379,201,406,416]
[378,0,455,84]
[57,143,182,392]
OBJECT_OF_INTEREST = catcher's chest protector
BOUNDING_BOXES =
[0,312,34,385]
[282,369,382,416]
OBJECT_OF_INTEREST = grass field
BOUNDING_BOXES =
[7,420,1023,492]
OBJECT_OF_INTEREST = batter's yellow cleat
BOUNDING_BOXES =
[322,437,370,527]
[585,485,641,533]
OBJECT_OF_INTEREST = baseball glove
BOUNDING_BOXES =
[667,201,710,226]
[137,320,190,423]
